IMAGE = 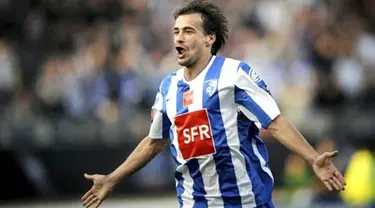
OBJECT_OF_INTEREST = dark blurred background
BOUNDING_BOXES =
[0,0,375,207]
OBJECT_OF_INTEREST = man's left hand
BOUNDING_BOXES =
[312,150,346,191]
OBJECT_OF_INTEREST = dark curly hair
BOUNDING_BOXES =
[173,0,229,55]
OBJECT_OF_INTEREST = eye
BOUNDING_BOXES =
[173,30,179,35]
[186,30,194,35]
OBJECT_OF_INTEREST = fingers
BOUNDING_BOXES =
[327,150,338,158]
[324,181,333,191]
[329,178,340,191]
[316,151,339,166]
[81,189,103,208]
[332,176,345,191]
[82,194,96,207]
[93,200,103,208]
[81,189,93,201]
[84,173,95,180]
[82,174,104,207]
[84,196,99,208]
[324,171,346,192]
[333,170,346,190]
[335,171,346,186]
[322,151,338,160]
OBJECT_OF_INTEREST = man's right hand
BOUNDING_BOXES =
[81,173,115,208]
[80,137,168,207]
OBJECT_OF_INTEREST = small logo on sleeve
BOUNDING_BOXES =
[249,69,261,83]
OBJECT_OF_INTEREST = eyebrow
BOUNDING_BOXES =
[173,26,196,31]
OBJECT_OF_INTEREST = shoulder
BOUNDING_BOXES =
[216,56,256,78]
[211,56,242,86]
[159,69,183,95]
[216,56,249,72]
[219,58,264,87]
[234,60,261,82]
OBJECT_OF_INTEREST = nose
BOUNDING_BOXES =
[175,32,185,44]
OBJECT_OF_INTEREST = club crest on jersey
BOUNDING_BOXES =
[249,68,261,83]
[204,79,218,97]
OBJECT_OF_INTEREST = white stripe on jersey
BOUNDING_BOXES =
[148,90,164,139]
[171,130,185,164]
[177,166,195,208]
[164,70,186,164]
[148,110,164,139]
[251,139,274,182]
[187,68,224,208]
[166,71,195,207]
[219,59,257,207]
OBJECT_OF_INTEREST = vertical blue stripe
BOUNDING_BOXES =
[234,87,272,129]
[189,161,208,208]
[162,114,171,138]
[202,56,242,207]
[176,80,189,115]
[175,171,185,208]
[161,74,173,138]
[237,113,273,205]
[169,128,181,166]
[176,79,207,208]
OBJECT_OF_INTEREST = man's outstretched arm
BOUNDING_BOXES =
[234,62,346,192]
[107,136,169,184]
[81,136,169,208]
[267,115,346,191]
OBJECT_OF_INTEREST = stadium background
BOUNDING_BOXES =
[0,0,375,207]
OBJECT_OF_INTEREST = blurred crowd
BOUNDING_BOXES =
[1,0,375,207]
[1,0,375,147]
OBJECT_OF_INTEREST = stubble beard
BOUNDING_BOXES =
[178,56,196,68]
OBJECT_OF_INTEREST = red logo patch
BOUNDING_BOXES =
[183,91,194,107]
[174,109,216,160]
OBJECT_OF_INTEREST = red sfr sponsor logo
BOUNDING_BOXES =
[174,109,216,160]
[182,125,211,144]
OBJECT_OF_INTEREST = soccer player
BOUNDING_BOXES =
[81,1,346,207]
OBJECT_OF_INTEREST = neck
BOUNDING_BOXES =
[184,52,212,81]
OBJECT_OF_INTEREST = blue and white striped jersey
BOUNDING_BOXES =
[149,56,280,208]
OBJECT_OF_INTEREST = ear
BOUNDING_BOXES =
[205,34,216,47]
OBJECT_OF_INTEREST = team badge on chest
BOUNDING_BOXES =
[204,79,218,97]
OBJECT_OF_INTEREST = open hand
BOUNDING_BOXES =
[312,150,346,191]
[81,173,114,208]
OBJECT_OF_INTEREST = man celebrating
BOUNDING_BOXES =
[81,1,346,207]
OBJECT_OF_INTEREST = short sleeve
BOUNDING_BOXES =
[148,89,171,139]
[234,62,280,129]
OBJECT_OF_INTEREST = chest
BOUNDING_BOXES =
[165,78,238,161]
[165,80,234,121]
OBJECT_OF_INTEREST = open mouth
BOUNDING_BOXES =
[175,46,186,56]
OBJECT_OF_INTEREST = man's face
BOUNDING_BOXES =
[173,13,212,67]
